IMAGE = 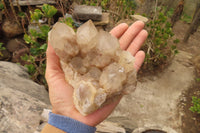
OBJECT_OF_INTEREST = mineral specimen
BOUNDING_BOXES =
[48,20,137,115]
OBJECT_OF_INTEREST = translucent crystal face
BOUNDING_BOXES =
[48,22,79,62]
[76,20,98,54]
[48,20,137,115]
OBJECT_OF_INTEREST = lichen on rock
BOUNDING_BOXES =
[48,20,137,115]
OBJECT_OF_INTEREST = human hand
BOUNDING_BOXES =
[45,21,148,127]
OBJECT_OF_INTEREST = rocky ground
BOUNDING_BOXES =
[173,21,200,133]
[0,61,51,133]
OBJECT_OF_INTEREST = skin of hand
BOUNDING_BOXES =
[45,21,148,127]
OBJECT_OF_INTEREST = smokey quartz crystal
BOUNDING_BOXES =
[48,20,137,115]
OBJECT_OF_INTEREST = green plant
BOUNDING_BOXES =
[30,4,57,26]
[190,96,200,114]
[181,13,192,23]
[196,78,200,82]
[22,25,49,85]
[0,42,6,56]
[30,9,43,23]
[42,4,57,26]
[0,1,4,10]
[59,17,74,28]
[166,8,174,17]
[21,4,57,86]
[143,12,179,70]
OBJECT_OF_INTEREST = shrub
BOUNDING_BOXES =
[21,4,57,86]
[30,4,57,26]
[142,11,179,70]
[22,25,49,85]
[190,96,200,114]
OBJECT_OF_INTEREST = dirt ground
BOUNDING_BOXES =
[173,21,200,133]
[180,80,200,133]
[173,21,200,56]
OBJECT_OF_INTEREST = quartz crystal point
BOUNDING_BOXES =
[48,20,137,115]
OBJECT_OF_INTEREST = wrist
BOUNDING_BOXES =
[52,107,97,127]
[48,112,97,133]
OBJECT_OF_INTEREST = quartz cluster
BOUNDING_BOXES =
[48,20,137,115]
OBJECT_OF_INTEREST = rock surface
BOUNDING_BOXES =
[108,116,137,133]
[6,38,29,64]
[2,20,24,38]
[96,121,126,133]
[6,38,26,52]
[48,20,137,115]
[12,0,56,6]
[73,5,102,21]
[0,61,50,133]
[94,13,110,26]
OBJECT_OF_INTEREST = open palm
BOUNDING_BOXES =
[45,21,148,127]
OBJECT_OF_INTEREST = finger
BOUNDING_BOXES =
[110,23,129,38]
[46,43,61,71]
[46,43,73,98]
[134,51,145,71]
[119,21,144,50]
[45,43,64,84]
[127,29,148,56]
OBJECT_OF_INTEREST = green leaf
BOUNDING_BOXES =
[190,96,200,114]
[42,4,57,18]
[181,13,192,23]
[165,22,172,28]
[163,33,169,40]
[40,43,47,50]
[30,9,43,22]
[163,55,167,59]
[39,25,50,39]
[30,47,40,55]
[0,42,4,48]
[173,39,180,44]
[24,34,34,44]
[47,9,57,18]
[90,3,96,6]
[0,2,4,10]
[21,54,29,61]
[166,8,174,17]
[25,64,36,74]
[0,42,5,51]
[155,38,161,45]
[174,50,179,54]
[155,48,160,54]
[159,53,164,58]
[30,29,39,38]
[171,45,177,50]
[196,78,200,82]
[18,12,26,18]
[65,18,74,28]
